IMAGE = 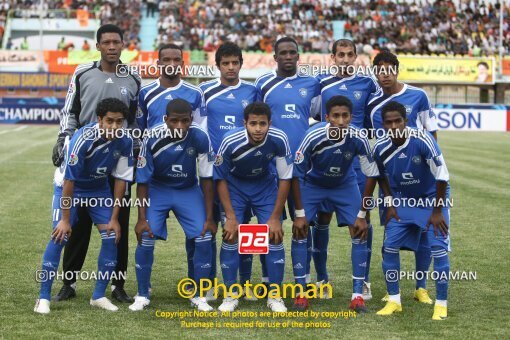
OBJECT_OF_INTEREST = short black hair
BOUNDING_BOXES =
[381,101,406,120]
[373,51,399,68]
[326,95,353,115]
[332,39,356,55]
[96,24,123,43]
[166,98,192,116]
[477,61,489,69]
[274,37,298,54]
[158,43,183,59]
[96,98,128,118]
[244,102,271,121]
[215,42,243,67]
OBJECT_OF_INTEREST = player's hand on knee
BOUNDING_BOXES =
[135,219,153,245]
[51,135,66,167]
[427,210,448,237]
[353,217,368,241]
[52,220,72,244]
[385,207,400,225]
[222,217,239,242]
[292,217,308,240]
[268,218,283,244]
[106,219,121,244]
[202,218,217,237]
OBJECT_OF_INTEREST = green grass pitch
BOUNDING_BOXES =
[0,125,509,339]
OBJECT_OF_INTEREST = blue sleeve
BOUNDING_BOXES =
[64,132,89,181]
[136,91,148,132]
[292,132,313,179]
[135,137,154,184]
[372,145,387,177]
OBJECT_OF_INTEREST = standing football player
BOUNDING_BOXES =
[311,39,382,300]
[374,101,451,320]
[255,37,320,289]
[214,102,292,312]
[291,96,394,311]
[130,99,215,312]
[137,43,207,292]
[51,24,140,303]
[35,98,134,313]
[199,42,260,301]
[367,51,439,304]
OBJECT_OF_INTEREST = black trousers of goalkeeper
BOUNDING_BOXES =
[62,176,131,289]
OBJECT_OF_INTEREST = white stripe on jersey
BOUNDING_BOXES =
[217,130,245,155]
[263,77,287,102]
[297,127,325,153]
[369,85,408,127]
[85,141,111,159]
[147,81,185,110]
[320,74,355,94]
[268,128,291,155]
[383,137,411,165]
[143,80,161,101]
[418,131,439,157]
[205,85,232,106]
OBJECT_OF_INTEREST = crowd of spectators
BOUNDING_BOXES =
[1,0,509,57]
[0,0,141,50]
[155,0,510,57]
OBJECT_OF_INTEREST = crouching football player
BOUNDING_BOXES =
[291,96,393,312]
[374,102,451,320]
[214,102,292,312]
[130,99,215,312]
[34,98,134,314]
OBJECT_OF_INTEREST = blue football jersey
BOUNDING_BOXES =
[199,79,260,151]
[137,79,206,131]
[54,123,134,196]
[373,127,449,199]
[293,123,379,188]
[136,123,214,189]
[255,71,320,152]
[317,73,380,128]
[213,127,293,188]
[366,84,438,135]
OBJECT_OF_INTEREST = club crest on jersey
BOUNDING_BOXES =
[68,153,79,166]
[294,151,304,164]
[266,153,275,160]
[353,91,362,100]
[186,147,196,156]
[412,155,421,164]
[299,88,307,98]
[136,107,143,118]
[113,150,121,159]
[137,156,146,168]
[241,100,249,108]
[214,154,223,166]
[343,151,353,160]
[120,86,128,96]
[405,105,412,114]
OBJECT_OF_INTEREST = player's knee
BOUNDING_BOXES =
[222,238,237,246]
[292,230,307,240]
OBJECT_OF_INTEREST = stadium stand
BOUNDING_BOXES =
[0,0,142,50]
[153,0,509,56]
